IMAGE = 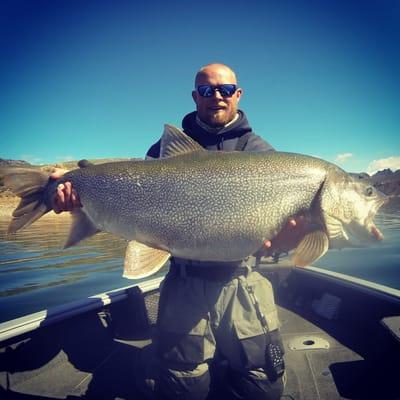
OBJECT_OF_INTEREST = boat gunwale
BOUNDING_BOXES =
[0,276,164,343]
[303,265,400,302]
[1,264,399,344]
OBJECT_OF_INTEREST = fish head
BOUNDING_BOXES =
[321,174,387,247]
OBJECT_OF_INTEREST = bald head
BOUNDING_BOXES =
[194,63,238,88]
[192,63,242,127]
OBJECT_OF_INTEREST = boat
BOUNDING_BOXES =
[1,261,399,399]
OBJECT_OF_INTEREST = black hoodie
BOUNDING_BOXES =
[146,110,274,158]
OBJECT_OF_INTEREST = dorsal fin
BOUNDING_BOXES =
[160,124,205,158]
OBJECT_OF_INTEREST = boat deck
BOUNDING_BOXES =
[1,266,399,399]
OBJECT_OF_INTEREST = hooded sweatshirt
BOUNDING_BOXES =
[146,110,274,158]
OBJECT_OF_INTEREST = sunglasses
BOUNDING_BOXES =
[197,84,237,97]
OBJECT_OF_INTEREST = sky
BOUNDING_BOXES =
[0,0,399,174]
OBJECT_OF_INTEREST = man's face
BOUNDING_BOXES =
[192,66,242,127]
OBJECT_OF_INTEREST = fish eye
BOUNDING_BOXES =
[365,186,374,196]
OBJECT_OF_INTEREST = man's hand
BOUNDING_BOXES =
[51,169,82,214]
[259,215,308,257]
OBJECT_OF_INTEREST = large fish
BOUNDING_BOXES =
[1,125,386,279]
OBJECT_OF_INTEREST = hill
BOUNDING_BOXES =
[349,169,400,196]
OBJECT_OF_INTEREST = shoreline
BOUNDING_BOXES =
[0,195,71,220]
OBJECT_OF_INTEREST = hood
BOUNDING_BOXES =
[181,110,253,147]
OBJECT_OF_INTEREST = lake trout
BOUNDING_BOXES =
[1,125,386,279]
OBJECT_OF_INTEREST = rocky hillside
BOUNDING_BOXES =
[350,169,400,196]
[0,157,135,193]
[0,158,33,168]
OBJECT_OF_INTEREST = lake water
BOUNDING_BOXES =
[0,201,399,323]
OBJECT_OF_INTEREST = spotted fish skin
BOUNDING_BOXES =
[50,149,382,261]
[2,125,386,276]
[53,151,323,260]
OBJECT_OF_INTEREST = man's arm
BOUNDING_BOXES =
[244,133,275,152]
[146,139,161,159]
[260,215,307,254]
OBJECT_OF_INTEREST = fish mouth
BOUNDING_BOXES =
[339,215,384,246]
[367,195,387,241]
[342,222,383,247]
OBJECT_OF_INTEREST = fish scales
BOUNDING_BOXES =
[59,151,328,261]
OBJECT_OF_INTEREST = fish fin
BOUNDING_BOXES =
[123,240,170,279]
[324,214,348,241]
[64,209,100,248]
[1,168,52,233]
[292,230,329,267]
[160,124,205,158]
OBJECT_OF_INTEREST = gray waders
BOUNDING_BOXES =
[144,261,285,400]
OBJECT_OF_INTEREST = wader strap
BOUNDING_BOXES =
[245,282,285,379]
[235,132,252,151]
[245,283,270,335]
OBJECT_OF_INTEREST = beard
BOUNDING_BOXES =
[202,108,236,127]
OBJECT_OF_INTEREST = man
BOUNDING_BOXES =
[52,64,297,399]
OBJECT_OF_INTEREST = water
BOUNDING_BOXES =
[315,202,400,288]
[0,202,399,323]
[0,215,168,323]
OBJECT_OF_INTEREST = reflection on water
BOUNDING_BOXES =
[0,200,399,323]
[0,214,168,323]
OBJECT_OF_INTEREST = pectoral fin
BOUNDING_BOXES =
[324,214,348,241]
[292,230,329,267]
[64,209,100,248]
[123,240,171,279]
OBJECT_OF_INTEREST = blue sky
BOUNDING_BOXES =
[1,0,399,174]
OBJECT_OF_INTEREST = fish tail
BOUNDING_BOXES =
[1,168,52,233]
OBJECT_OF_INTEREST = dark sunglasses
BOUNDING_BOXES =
[197,84,237,97]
